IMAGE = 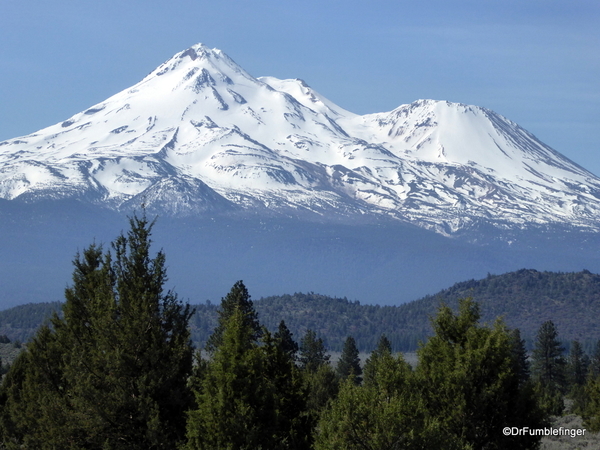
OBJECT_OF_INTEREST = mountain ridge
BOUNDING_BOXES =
[2,269,599,353]
[2,43,600,235]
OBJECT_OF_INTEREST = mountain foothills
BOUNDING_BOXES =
[2,269,599,352]
[1,44,600,234]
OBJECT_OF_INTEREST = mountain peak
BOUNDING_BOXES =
[179,43,214,60]
[1,44,599,235]
[176,43,232,66]
[143,44,252,88]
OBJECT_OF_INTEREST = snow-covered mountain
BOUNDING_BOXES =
[1,43,599,234]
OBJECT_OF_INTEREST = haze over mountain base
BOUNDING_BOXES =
[2,201,599,310]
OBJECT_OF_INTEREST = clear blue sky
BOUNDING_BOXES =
[1,0,599,174]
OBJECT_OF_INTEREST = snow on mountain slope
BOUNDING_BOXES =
[1,43,600,234]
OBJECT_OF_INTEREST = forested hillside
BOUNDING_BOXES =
[191,293,430,352]
[2,268,599,353]
[0,302,62,343]
[417,269,600,348]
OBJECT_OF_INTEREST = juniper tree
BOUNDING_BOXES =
[316,351,437,450]
[416,298,545,449]
[363,334,393,386]
[0,212,194,449]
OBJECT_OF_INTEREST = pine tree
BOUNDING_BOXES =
[187,288,311,449]
[531,320,566,391]
[298,330,337,414]
[299,329,330,373]
[567,340,590,415]
[261,329,312,449]
[509,328,530,386]
[530,320,566,415]
[567,340,589,388]
[186,305,268,449]
[0,212,194,449]
[336,336,362,384]
[205,280,261,353]
[274,320,299,362]
[589,340,600,377]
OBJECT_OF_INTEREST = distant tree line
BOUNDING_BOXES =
[0,303,62,344]
[5,214,600,448]
[191,293,429,352]
[420,268,600,351]
[4,268,600,354]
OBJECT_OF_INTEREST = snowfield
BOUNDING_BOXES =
[1,43,600,234]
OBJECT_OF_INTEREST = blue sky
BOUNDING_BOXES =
[1,0,599,174]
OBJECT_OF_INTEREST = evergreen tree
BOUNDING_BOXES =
[205,280,261,353]
[304,364,339,414]
[317,347,442,449]
[0,326,70,449]
[298,330,338,415]
[590,340,600,377]
[317,377,410,450]
[509,328,530,386]
[567,340,590,415]
[567,340,589,388]
[274,320,299,362]
[261,329,312,449]
[0,212,194,449]
[299,329,330,373]
[416,298,546,449]
[187,289,311,449]
[531,320,566,391]
[586,340,600,422]
[584,374,600,431]
[336,336,362,384]
[531,320,566,415]
[363,334,392,386]
[186,305,268,449]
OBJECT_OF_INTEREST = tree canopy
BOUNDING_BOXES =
[0,212,194,449]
